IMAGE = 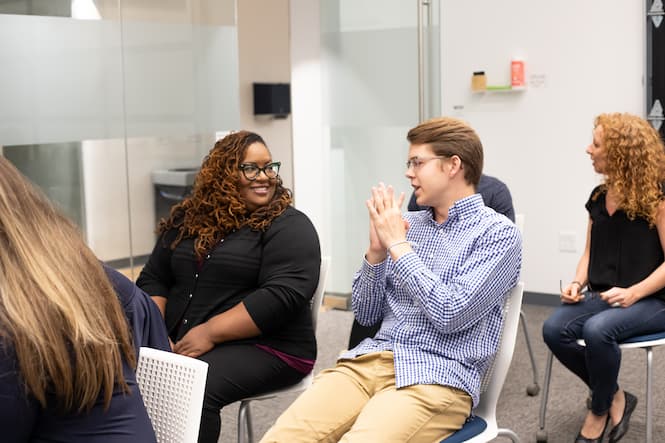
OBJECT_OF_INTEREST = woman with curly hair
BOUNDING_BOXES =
[543,113,665,443]
[137,130,321,443]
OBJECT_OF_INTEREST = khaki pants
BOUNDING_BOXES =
[260,351,472,443]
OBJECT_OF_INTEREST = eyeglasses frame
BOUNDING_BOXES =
[238,161,281,181]
[405,156,447,171]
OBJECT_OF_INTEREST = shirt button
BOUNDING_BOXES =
[194,273,199,278]
[189,293,193,299]
[183,319,188,325]
[206,254,211,259]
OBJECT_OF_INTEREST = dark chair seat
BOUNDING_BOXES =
[442,415,488,443]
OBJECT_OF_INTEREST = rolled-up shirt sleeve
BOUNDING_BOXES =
[242,210,321,333]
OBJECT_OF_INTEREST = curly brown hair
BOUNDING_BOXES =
[594,113,665,226]
[158,131,293,258]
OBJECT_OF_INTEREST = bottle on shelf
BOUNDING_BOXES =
[511,58,526,89]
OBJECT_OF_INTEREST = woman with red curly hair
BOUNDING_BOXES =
[543,113,665,443]
[137,131,321,443]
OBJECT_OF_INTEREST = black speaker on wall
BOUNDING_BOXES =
[253,83,291,119]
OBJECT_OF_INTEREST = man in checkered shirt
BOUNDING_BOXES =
[261,117,522,442]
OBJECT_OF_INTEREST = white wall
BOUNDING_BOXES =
[335,0,416,31]
[290,0,330,261]
[289,0,647,296]
[237,0,294,189]
[439,0,646,294]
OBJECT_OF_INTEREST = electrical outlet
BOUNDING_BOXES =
[559,231,577,252]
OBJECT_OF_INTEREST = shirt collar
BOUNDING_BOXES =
[428,193,484,226]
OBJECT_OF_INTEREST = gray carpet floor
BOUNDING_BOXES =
[218,303,665,442]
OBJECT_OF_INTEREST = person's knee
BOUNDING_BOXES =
[202,393,222,413]
[581,317,607,345]
[542,315,562,347]
[202,373,238,410]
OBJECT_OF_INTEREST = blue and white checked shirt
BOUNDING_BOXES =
[340,194,522,407]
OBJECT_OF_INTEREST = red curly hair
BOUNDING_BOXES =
[593,113,665,226]
[158,131,292,258]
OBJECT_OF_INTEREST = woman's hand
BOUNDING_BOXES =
[560,282,584,304]
[600,287,638,308]
[173,322,215,358]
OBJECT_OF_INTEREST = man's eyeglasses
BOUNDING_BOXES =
[405,156,446,171]
[239,162,281,181]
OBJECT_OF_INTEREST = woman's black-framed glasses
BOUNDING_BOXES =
[239,162,281,181]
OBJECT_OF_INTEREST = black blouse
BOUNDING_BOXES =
[136,206,321,359]
[586,185,665,299]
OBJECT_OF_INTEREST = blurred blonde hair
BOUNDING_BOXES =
[594,113,665,226]
[0,157,135,412]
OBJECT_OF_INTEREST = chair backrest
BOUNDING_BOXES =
[311,256,330,330]
[475,282,525,417]
[135,347,209,443]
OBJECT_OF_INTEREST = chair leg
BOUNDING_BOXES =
[645,347,653,443]
[238,401,246,443]
[519,310,540,396]
[246,403,254,443]
[238,400,254,443]
[497,428,521,442]
[536,351,554,442]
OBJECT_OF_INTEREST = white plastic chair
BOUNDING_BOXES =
[536,331,665,443]
[442,282,525,443]
[236,257,331,443]
[135,346,209,443]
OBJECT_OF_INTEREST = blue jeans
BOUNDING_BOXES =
[542,293,665,415]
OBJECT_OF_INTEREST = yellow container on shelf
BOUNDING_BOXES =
[471,71,487,91]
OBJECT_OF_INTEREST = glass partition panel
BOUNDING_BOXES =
[122,0,239,277]
[0,0,239,279]
[0,0,72,17]
[321,0,439,295]
[3,142,85,229]
[0,8,128,263]
[0,14,126,145]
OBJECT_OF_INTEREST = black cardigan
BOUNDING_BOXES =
[136,206,321,359]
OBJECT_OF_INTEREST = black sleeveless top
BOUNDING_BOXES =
[586,185,665,300]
